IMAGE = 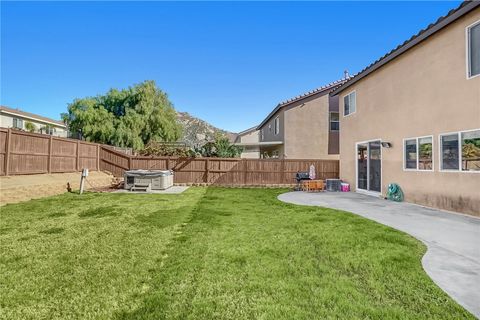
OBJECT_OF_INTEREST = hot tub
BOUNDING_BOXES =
[124,170,174,190]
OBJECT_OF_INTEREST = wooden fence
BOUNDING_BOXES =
[0,128,339,185]
[100,147,339,185]
[0,128,100,176]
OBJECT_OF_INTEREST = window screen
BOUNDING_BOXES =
[469,22,480,77]
[405,139,417,169]
[461,130,480,171]
[344,92,356,116]
[418,137,433,170]
[330,112,339,131]
[441,134,459,170]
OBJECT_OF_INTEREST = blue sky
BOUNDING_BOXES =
[1,1,461,132]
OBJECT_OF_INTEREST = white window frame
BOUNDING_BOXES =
[403,135,434,172]
[12,118,23,129]
[439,128,480,173]
[466,20,480,80]
[274,116,280,135]
[329,112,340,132]
[343,91,356,117]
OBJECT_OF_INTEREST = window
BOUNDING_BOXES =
[268,124,272,132]
[13,118,23,129]
[274,116,280,135]
[12,118,23,129]
[344,91,356,116]
[405,139,417,169]
[467,20,480,78]
[330,112,339,131]
[441,134,459,170]
[404,136,433,171]
[46,127,55,135]
[260,129,264,141]
[461,130,480,171]
[418,137,433,170]
[440,129,480,172]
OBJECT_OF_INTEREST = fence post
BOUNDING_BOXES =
[280,158,285,184]
[96,145,100,171]
[4,129,12,175]
[128,156,132,170]
[47,135,53,173]
[76,141,80,171]
[243,159,247,185]
[205,158,210,183]
[166,157,170,170]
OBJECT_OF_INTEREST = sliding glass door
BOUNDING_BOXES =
[357,140,381,193]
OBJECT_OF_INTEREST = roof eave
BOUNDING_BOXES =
[257,82,343,130]
[331,1,480,96]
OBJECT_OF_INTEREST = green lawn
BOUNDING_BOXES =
[0,188,473,319]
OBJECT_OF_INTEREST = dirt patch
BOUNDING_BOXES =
[0,171,115,205]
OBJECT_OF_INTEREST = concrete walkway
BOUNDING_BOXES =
[278,191,480,318]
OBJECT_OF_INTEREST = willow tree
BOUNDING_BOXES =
[63,81,182,150]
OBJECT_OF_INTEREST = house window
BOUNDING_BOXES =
[404,136,433,171]
[440,129,480,172]
[418,137,433,170]
[467,20,480,78]
[344,91,356,116]
[12,118,23,129]
[274,116,280,135]
[330,112,339,131]
[441,134,459,170]
[405,139,417,169]
[260,129,264,141]
[461,130,480,171]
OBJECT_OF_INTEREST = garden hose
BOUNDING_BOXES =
[386,183,404,202]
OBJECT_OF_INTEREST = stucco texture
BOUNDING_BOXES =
[338,10,480,215]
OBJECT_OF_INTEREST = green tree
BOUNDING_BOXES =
[195,133,243,158]
[24,122,36,133]
[63,81,182,149]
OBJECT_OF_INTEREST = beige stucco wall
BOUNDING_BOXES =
[238,130,260,158]
[284,94,339,160]
[239,129,259,143]
[339,10,480,215]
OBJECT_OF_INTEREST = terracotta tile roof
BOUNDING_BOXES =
[277,77,350,107]
[0,105,66,127]
[257,77,350,129]
[331,0,480,95]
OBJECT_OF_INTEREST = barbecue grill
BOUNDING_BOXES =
[294,171,311,191]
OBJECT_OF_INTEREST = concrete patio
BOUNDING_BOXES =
[278,191,480,318]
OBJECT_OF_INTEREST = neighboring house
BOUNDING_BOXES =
[0,106,68,137]
[332,1,480,215]
[255,75,348,159]
[234,126,261,158]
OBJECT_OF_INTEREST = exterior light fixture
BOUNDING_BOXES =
[381,142,392,148]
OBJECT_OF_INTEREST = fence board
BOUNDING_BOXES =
[98,148,339,185]
[0,128,339,185]
[0,128,100,175]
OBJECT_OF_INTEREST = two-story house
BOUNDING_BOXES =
[255,76,349,159]
[332,1,480,215]
[234,126,261,158]
[0,106,68,137]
